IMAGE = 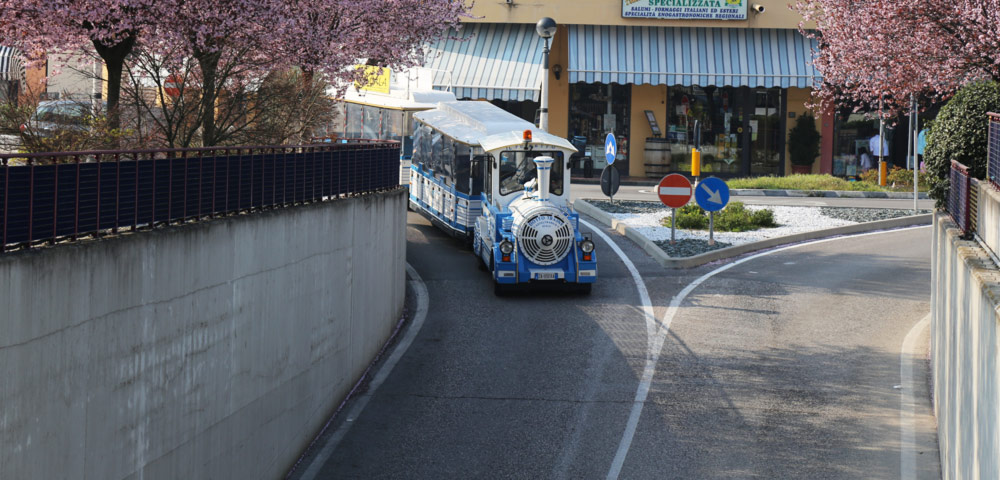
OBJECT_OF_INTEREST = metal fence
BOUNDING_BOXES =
[989,113,1000,188]
[0,141,400,252]
[948,159,974,235]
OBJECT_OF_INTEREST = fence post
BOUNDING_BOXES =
[2,158,8,252]
[52,159,59,243]
[133,152,139,231]
[183,149,189,221]
[114,152,121,234]
[27,158,34,248]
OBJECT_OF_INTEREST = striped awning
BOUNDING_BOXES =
[423,23,544,102]
[0,46,26,82]
[568,26,820,89]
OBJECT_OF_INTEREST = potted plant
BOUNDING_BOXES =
[788,113,821,174]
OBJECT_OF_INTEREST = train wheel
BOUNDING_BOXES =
[476,252,487,271]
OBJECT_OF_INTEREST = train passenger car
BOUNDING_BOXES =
[325,67,456,184]
[410,101,597,294]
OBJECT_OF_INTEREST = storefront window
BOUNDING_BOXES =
[490,99,539,124]
[660,86,785,177]
[749,89,784,176]
[832,112,879,177]
[665,86,744,175]
[568,83,630,172]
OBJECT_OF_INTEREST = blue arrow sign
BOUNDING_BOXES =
[694,176,730,212]
[604,133,616,165]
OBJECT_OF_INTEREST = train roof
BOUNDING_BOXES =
[334,67,457,109]
[413,101,576,152]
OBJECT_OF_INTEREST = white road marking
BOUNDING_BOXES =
[900,314,930,480]
[588,222,932,479]
[296,264,430,480]
[578,219,658,480]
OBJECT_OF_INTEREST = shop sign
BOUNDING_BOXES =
[622,0,748,21]
[354,65,392,94]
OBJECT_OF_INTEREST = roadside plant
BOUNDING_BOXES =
[661,202,778,232]
[788,114,821,167]
[923,81,1000,205]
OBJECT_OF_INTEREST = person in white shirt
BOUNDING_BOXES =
[869,134,889,161]
[859,147,875,172]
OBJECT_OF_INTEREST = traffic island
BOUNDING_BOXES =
[575,198,933,269]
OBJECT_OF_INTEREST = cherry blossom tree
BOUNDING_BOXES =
[151,0,469,145]
[0,0,166,127]
[795,0,1000,116]
[1,0,470,146]
[278,0,469,89]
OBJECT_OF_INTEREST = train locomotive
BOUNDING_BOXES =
[407,101,596,295]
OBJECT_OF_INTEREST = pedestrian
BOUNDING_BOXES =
[869,133,889,162]
[859,147,874,172]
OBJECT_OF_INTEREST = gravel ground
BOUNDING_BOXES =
[585,199,930,258]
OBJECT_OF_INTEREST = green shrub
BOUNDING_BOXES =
[788,114,821,166]
[671,203,709,229]
[925,81,1000,206]
[661,201,777,232]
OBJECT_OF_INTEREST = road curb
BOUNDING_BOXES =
[573,199,933,269]
[729,189,930,199]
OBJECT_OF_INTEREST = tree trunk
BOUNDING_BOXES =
[91,35,136,131]
[300,68,315,143]
[195,49,222,147]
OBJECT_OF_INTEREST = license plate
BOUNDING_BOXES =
[535,272,558,280]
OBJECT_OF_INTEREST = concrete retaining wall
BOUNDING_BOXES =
[932,211,1000,480]
[0,189,407,479]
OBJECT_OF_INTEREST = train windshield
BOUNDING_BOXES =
[498,150,564,196]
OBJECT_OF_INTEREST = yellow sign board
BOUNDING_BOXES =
[355,66,391,94]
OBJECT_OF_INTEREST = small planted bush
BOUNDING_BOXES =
[661,201,778,232]
[668,203,709,229]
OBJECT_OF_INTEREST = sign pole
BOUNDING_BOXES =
[671,207,676,245]
[657,173,694,246]
[694,176,729,247]
[709,211,715,246]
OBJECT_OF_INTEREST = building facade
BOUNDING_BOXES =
[422,0,830,178]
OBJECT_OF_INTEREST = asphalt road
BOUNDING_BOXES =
[289,208,939,479]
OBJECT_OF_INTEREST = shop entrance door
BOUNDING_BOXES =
[747,89,785,176]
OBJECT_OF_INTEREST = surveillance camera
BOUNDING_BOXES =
[751,3,765,13]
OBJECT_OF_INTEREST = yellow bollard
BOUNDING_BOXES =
[879,160,887,186]
[691,148,701,177]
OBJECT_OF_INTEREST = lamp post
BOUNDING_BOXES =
[536,17,557,131]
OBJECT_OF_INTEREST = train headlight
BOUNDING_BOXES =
[580,240,595,253]
[500,240,514,255]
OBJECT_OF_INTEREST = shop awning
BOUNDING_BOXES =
[0,46,26,82]
[568,26,820,89]
[423,23,544,102]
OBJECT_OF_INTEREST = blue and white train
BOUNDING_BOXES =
[408,101,597,294]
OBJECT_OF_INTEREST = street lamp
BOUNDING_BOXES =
[536,17,557,131]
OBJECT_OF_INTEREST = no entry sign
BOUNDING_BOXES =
[657,174,692,208]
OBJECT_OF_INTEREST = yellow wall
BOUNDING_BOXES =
[629,84,668,177]
[468,0,806,29]
[547,25,571,139]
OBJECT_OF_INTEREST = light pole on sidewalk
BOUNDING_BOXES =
[536,17,557,132]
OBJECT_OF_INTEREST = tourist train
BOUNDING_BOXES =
[408,100,596,294]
